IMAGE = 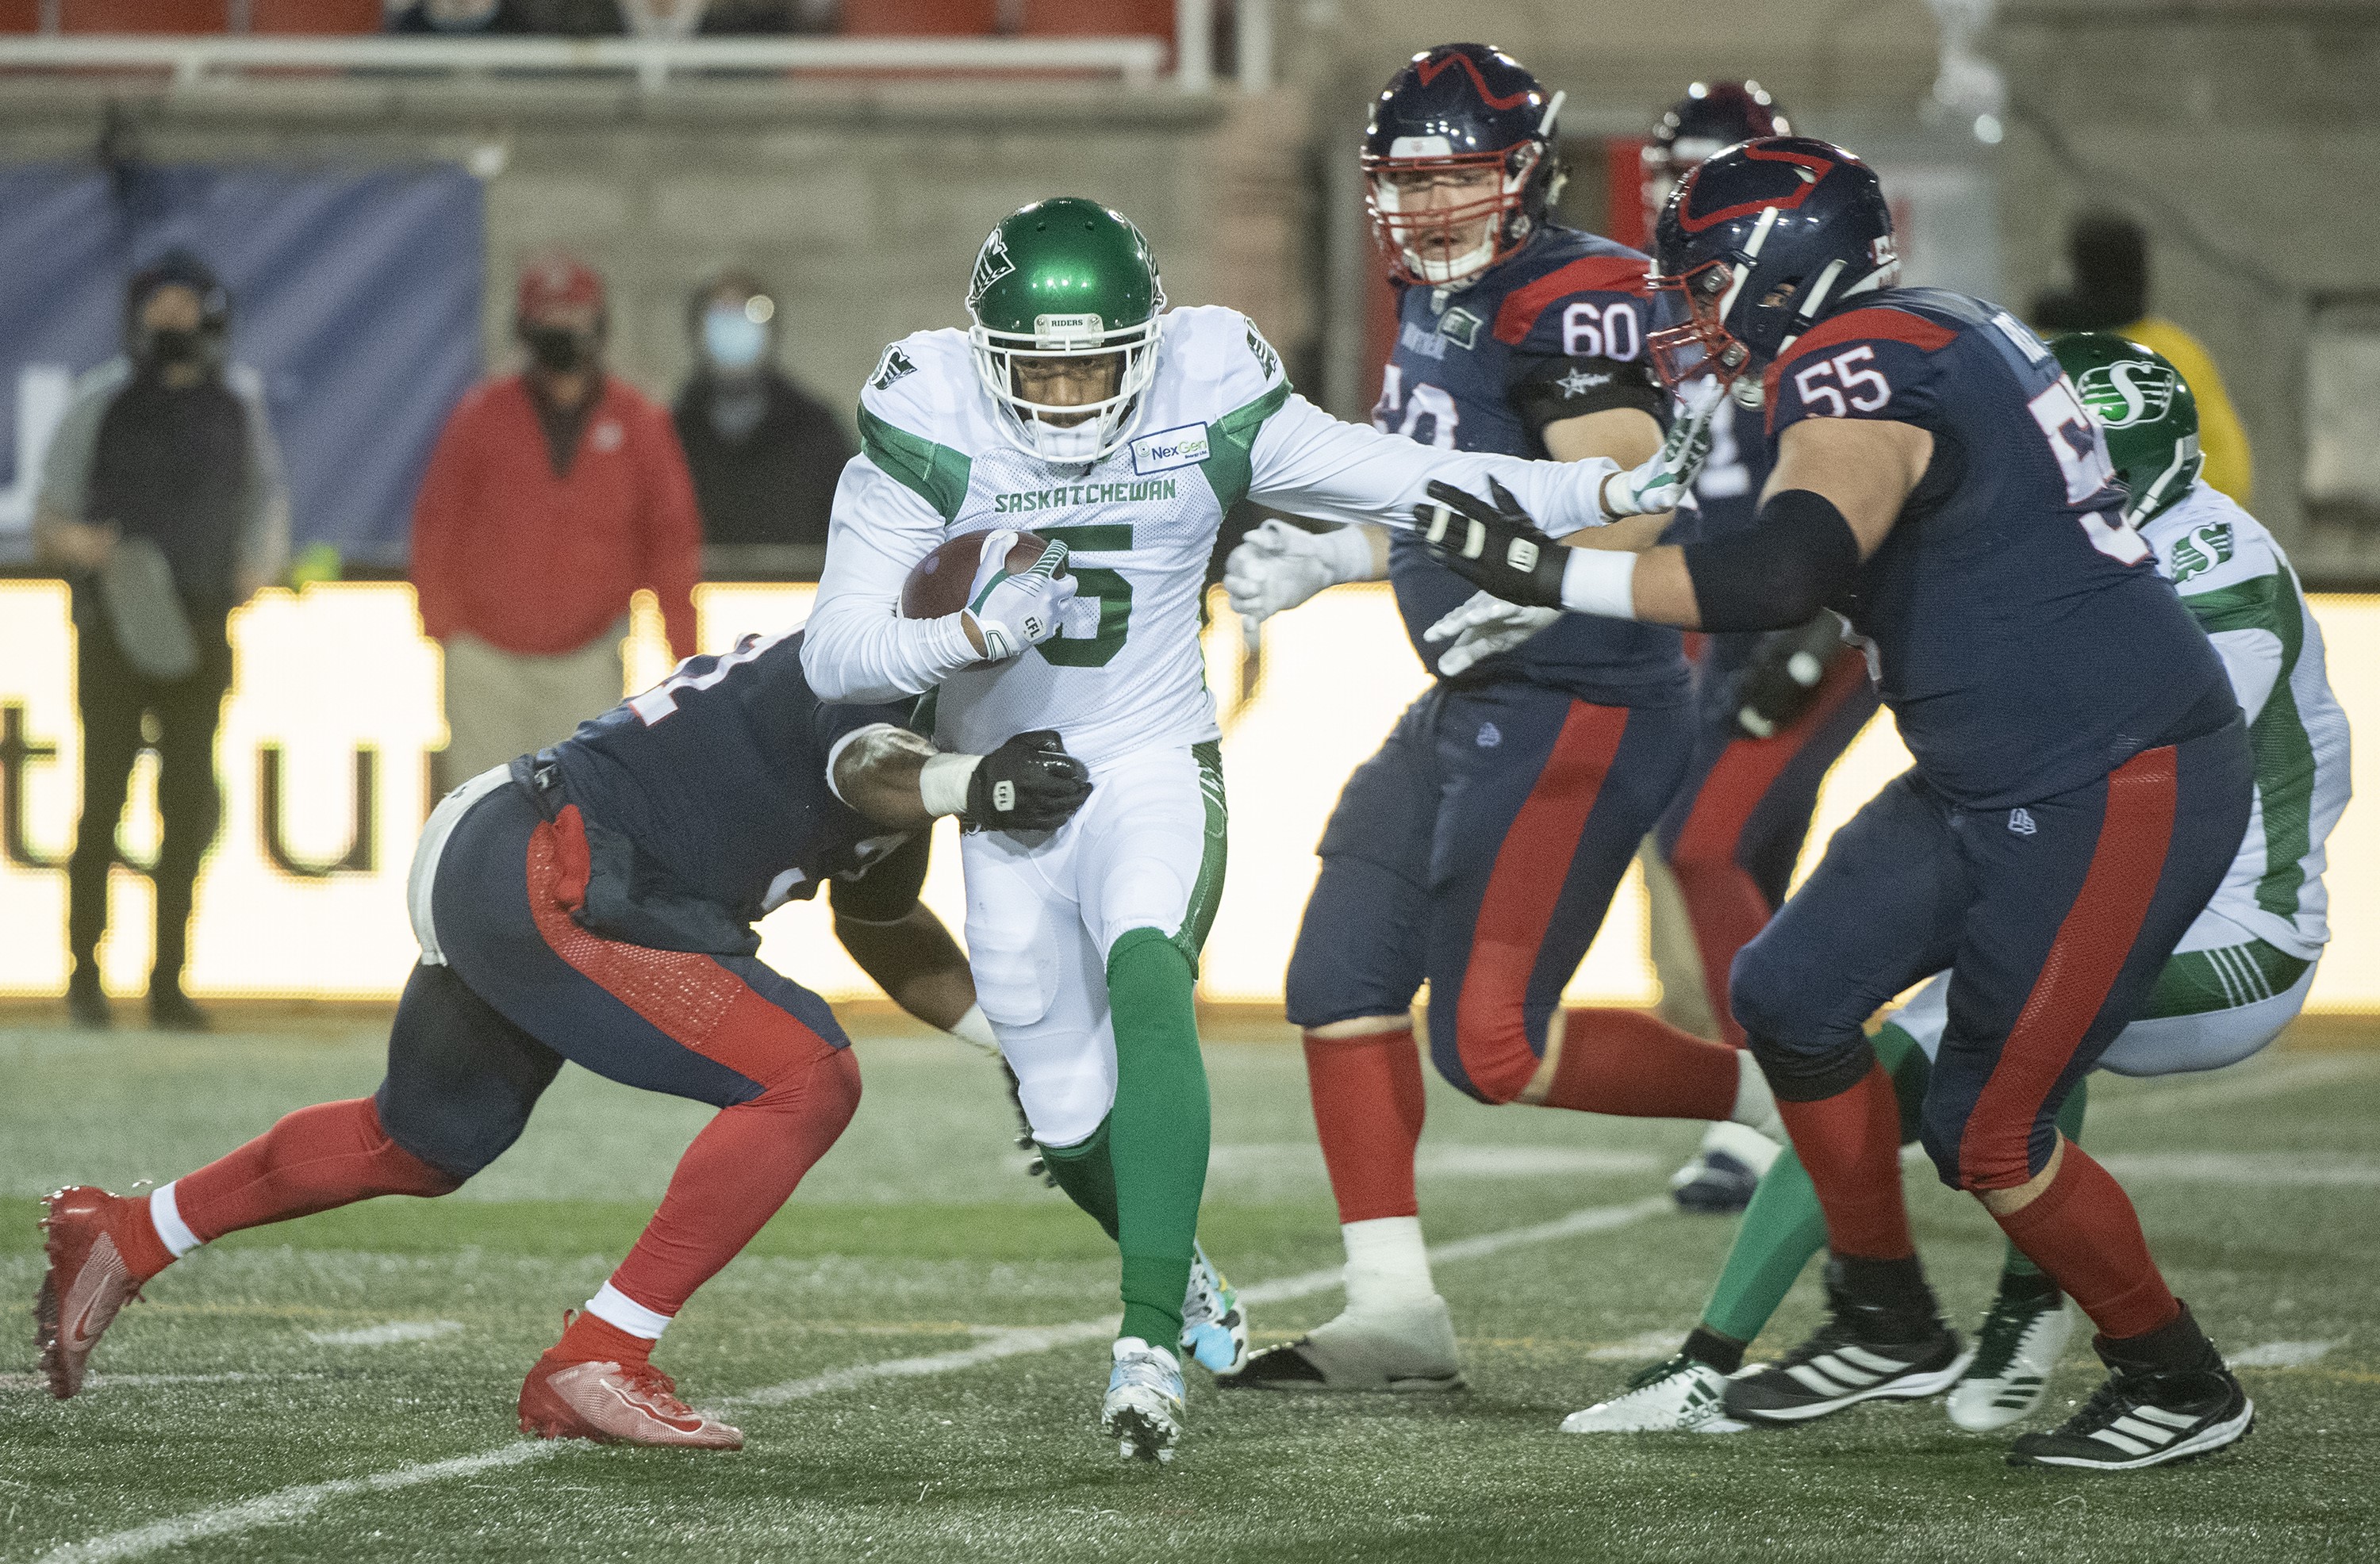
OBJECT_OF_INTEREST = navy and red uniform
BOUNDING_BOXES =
[378,626,913,1179]
[1656,392,1882,1048]
[1284,226,1695,1102]
[1726,290,2251,1190]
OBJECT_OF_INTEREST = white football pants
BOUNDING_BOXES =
[961,742,1226,1148]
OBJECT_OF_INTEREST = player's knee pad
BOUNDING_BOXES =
[1742,1027,1875,1105]
[1012,1055,1115,1148]
[965,911,1061,1029]
[1442,995,1535,1106]
[1093,858,1195,956]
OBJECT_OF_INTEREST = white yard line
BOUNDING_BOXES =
[29,1195,1668,1564]
[304,1321,463,1347]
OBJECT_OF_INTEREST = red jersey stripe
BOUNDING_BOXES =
[1491,256,1651,345]
[1958,746,2179,1191]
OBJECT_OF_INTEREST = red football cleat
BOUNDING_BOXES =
[518,1348,744,1451]
[35,1186,155,1399]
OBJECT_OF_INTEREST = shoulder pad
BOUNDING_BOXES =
[856,328,977,448]
[1161,305,1290,407]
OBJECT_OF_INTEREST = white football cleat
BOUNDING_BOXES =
[1949,1282,2075,1432]
[1102,1336,1186,1462]
[1180,1242,1248,1374]
[1219,1295,1464,1393]
[1560,1353,1748,1433]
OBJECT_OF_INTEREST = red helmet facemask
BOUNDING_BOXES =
[1363,142,1541,287]
[1647,257,1752,390]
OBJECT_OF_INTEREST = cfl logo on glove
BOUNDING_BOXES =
[1506,539,1539,573]
[994,780,1016,811]
[1021,612,1045,640]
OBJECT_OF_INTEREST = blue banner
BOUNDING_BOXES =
[0,162,482,569]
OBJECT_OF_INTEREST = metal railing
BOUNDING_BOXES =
[0,31,1174,92]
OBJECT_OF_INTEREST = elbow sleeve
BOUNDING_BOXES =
[1680,489,1862,632]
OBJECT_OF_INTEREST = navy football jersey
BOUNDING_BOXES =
[549,627,917,921]
[1377,225,1688,705]
[1764,288,2233,808]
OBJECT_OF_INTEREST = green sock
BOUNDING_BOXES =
[1038,1115,1119,1241]
[2001,1076,2089,1281]
[1104,928,1210,1350]
[1700,1022,1933,1343]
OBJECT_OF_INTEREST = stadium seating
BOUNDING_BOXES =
[56,0,227,29]
[250,0,380,33]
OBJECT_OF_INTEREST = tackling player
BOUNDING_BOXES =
[1425,139,2261,1470]
[36,628,1092,1450]
[1560,334,2347,1435]
[1218,44,1782,1394]
[800,194,1702,1459]
[1637,82,1886,1214]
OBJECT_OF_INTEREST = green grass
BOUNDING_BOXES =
[2,1021,2376,1562]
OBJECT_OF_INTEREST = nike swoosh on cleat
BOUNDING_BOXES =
[63,1235,127,1346]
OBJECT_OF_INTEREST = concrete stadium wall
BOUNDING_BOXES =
[1994,0,2380,580]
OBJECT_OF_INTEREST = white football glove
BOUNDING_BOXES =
[1423,590,1560,677]
[962,531,1077,661]
[1223,519,1377,627]
[1603,375,1729,519]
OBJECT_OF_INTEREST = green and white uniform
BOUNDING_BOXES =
[1889,477,2346,1075]
[804,305,1618,1139]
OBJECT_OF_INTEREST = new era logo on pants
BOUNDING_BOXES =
[2008,807,2037,836]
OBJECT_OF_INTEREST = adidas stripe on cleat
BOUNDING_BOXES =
[2008,1305,2254,1472]
[1560,1354,1747,1434]
[1724,1261,1969,1424]
[1950,1278,2075,1432]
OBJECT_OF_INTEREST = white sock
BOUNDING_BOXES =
[148,1182,202,1259]
[585,1280,672,1340]
[949,1002,1000,1055]
[1729,1051,1783,1141]
[1341,1216,1437,1316]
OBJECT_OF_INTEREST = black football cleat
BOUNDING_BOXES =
[1724,1259,1969,1424]
[2008,1305,2252,1472]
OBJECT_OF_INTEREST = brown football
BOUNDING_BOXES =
[899,528,1059,620]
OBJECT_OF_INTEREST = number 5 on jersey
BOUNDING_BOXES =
[1035,523,1134,668]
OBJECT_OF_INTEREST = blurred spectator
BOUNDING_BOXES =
[35,250,290,1033]
[672,268,851,554]
[2034,209,2253,502]
[409,254,700,792]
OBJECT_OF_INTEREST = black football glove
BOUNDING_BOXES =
[1733,611,1849,738]
[963,729,1093,833]
[1418,478,1567,609]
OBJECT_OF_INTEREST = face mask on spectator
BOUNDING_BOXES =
[703,306,769,373]
[524,324,593,374]
[143,327,209,369]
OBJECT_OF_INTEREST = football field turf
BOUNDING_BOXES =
[2,1016,2375,1562]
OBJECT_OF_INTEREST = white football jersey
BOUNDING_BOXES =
[2147,481,2349,959]
[803,304,1622,765]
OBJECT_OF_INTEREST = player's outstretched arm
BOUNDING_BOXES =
[1221,518,1389,627]
[1426,416,1930,634]
[826,833,981,1036]
[831,723,1094,834]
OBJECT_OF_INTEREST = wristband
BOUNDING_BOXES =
[1559,548,1640,620]
[919,752,981,818]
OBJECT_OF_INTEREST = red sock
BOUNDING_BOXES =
[1990,1141,2179,1340]
[113,1197,176,1285]
[1541,1008,1739,1120]
[1775,1060,1914,1260]
[607,1041,861,1319]
[174,1098,458,1244]
[1303,1028,1425,1224]
[1668,861,1771,1052]
[553,1308,654,1367]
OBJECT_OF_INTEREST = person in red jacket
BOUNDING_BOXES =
[411,254,701,790]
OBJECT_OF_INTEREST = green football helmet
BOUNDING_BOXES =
[2050,331,2203,526]
[967,197,1166,463]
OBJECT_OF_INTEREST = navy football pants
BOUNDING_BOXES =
[1656,639,1880,1048]
[1729,719,2252,1191]
[1286,680,1693,1104]
[377,782,851,1181]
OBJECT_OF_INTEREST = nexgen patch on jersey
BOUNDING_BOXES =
[1131,423,1211,475]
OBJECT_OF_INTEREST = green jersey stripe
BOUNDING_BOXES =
[858,405,973,523]
[1197,381,1293,514]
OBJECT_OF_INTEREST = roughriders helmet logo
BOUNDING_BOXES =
[969,230,1016,309]
[2075,361,2178,428]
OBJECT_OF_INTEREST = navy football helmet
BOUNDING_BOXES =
[1647,136,1898,387]
[1362,42,1565,286]
[1642,81,1789,236]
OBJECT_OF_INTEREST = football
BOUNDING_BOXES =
[899,527,1060,620]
